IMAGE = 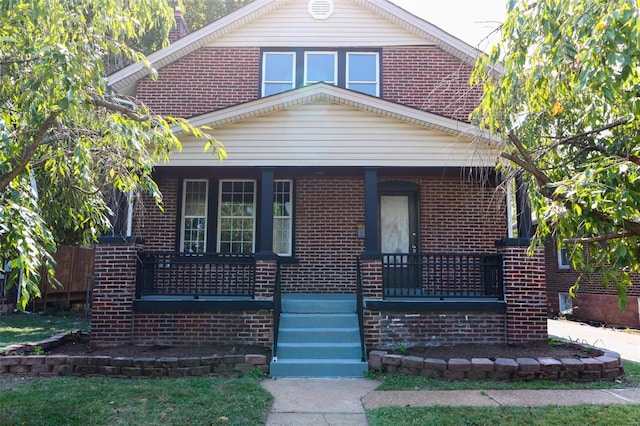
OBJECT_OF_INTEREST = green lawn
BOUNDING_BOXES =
[0,375,272,426]
[367,404,640,426]
[0,312,89,347]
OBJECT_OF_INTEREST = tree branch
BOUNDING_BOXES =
[0,112,59,192]
[90,96,150,122]
[563,232,632,244]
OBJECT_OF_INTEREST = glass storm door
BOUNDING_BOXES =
[380,193,421,295]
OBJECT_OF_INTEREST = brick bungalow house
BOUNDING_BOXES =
[93,0,548,377]
[546,238,640,329]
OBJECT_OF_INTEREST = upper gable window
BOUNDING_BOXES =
[261,49,381,97]
[346,52,379,96]
[262,52,296,97]
[304,52,337,85]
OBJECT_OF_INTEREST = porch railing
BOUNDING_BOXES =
[136,252,256,298]
[381,252,503,298]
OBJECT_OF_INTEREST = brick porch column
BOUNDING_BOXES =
[360,256,383,348]
[497,238,548,344]
[91,237,143,347]
[254,259,277,299]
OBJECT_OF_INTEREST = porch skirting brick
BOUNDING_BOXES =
[372,311,506,349]
[132,311,273,347]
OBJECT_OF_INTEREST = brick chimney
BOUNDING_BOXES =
[168,7,189,43]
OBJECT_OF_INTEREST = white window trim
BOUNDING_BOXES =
[558,292,573,315]
[217,179,257,254]
[273,179,293,256]
[346,52,380,96]
[180,179,209,253]
[304,51,338,85]
[262,52,296,96]
[557,246,570,269]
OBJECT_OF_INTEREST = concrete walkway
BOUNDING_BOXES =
[262,321,640,425]
[262,379,640,425]
[548,318,640,363]
[261,378,377,425]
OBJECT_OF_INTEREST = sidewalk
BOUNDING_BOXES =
[262,321,640,425]
[548,318,640,363]
[261,379,640,425]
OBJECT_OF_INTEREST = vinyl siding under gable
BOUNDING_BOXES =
[170,101,499,168]
[209,0,428,47]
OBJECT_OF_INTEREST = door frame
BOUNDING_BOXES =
[378,181,421,296]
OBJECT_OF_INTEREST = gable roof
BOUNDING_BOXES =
[180,82,497,145]
[108,0,486,93]
[169,83,500,168]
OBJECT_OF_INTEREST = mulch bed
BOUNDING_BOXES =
[44,334,587,361]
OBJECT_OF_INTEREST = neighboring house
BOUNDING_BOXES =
[545,238,640,329]
[93,0,548,377]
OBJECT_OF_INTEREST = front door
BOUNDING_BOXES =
[380,191,421,295]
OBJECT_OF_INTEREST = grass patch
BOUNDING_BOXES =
[0,312,89,346]
[0,375,272,426]
[367,405,640,426]
[372,360,640,391]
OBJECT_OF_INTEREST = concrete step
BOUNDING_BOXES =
[278,327,361,344]
[277,342,362,359]
[281,293,356,314]
[269,359,369,378]
[279,313,359,329]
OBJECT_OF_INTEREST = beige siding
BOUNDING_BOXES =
[209,0,428,47]
[169,102,499,167]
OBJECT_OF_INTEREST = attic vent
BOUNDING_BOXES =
[308,0,334,20]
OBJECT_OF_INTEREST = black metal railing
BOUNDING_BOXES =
[381,252,503,298]
[136,252,256,298]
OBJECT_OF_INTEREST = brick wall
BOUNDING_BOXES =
[545,238,640,328]
[133,174,179,251]
[91,239,142,347]
[133,46,480,121]
[132,311,273,346]
[375,312,506,349]
[499,241,548,344]
[136,47,260,118]
[382,46,483,122]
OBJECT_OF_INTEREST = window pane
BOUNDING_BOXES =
[347,53,377,81]
[273,180,293,256]
[182,180,208,253]
[263,53,295,96]
[348,83,377,96]
[264,53,294,81]
[306,52,336,84]
[218,180,255,254]
[347,53,379,96]
[264,83,295,96]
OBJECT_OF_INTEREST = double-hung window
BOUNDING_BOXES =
[218,180,256,254]
[180,179,293,256]
[304,51,337,85]
[261,49,380,97]
[346,52,379,96]
[262,52,296,96]
[557,246,570,269]
[180,180,209,253]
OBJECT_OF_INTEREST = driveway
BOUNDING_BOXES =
[548,318,640,363]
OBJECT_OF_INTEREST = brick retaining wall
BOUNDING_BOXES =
[369,341,624,381]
